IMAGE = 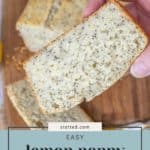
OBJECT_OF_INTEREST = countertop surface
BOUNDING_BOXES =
[0,0,3,105]
[0,0,6,128]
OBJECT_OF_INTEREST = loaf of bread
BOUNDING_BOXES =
[7,80,92,127]
[16,0,87,52]
[24,0,148,114]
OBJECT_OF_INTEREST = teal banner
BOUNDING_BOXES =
[0,129,150,150]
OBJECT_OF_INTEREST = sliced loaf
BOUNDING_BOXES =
[16,0,87,52]
[24,0,148,114]
[7,80,92,127]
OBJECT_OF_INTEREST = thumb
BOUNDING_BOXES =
[130,44,150,78]
[136,0,150,15]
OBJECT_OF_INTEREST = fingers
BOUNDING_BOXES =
[127,2,150,78]
[136,0,150,14]
[126,3,138,20]
[126,3,150,36]
[137,7,150,36]
[130,44,150,78]
[83,0,106,17]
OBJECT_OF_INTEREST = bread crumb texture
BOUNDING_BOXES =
[5,46,32,72]
[7,80,92,127]
[16,0,88,51]
[24,1,147,114]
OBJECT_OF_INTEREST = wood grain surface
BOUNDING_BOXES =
[2,0,150,127]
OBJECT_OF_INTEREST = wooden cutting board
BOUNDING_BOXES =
[3,0,150,127]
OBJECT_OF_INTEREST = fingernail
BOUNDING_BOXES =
[130,62,150,78]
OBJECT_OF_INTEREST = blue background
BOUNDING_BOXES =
[0,130,149,150]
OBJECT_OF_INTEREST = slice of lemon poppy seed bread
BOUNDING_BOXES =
[7,80,92,127]
[16,0,88,52]
[24,0,148,114]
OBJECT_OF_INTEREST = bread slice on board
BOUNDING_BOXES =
[24,0,148,114]
[7,80,92,127]
[16,0,88,52]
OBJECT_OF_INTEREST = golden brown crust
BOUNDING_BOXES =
[17,0,87,27]
[76,106,93,121]
[16,0,53,26]
[24,0,149,114]
[6,84,29,126]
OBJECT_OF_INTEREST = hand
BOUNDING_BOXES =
[83,0,150,78]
